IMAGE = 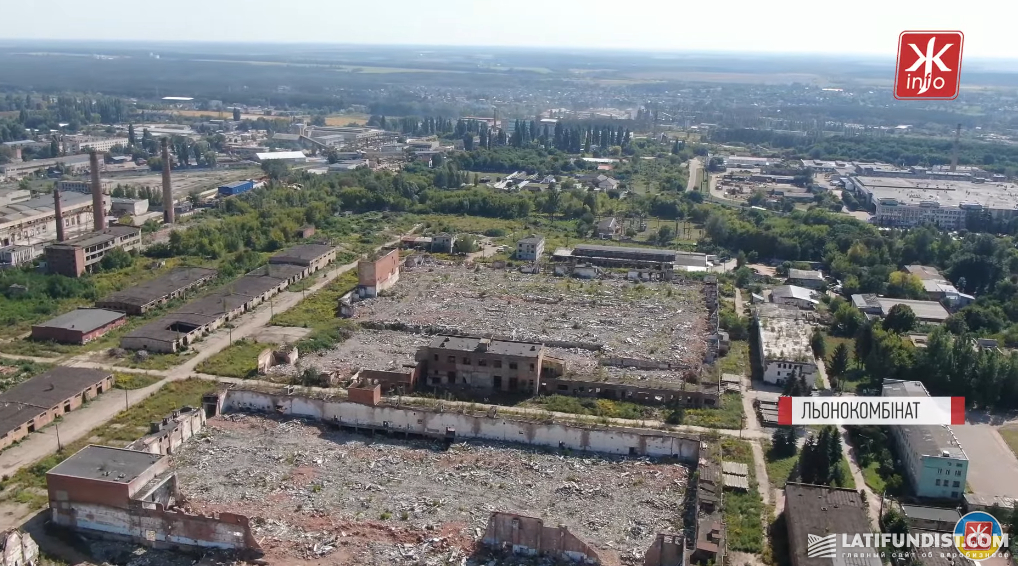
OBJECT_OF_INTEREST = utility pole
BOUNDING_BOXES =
[125,388,129,411]
[56,422,62,451]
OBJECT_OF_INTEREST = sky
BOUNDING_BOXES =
[2,0,1017,60]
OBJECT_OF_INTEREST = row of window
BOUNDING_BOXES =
[435,354,532,371]
[934,479,961,488]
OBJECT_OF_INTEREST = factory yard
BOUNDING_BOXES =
[105,167,262,199]
[348,261,710,382]
[173,414,689,565]
[270,329,431,381]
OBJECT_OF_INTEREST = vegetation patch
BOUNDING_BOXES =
[273,269,360,352]
[522,395,656,421]
[112,372,162,390]
[718,437,765,553]
[682,393,743,429]
[196,339,276,378]
[1000,425,1018,456]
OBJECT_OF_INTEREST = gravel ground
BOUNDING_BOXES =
[172,415,689,565]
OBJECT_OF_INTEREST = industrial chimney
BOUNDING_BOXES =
[950,123,961,172]
[89,150,105,231]
[161,138,175,224]
[53,189,65,242]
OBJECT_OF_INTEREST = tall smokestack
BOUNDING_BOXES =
[950,123,961,172]
[89,150,105,231]
[53,189,66,242]
[161,138,175,224]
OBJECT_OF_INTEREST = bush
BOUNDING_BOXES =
[483,228,507,237]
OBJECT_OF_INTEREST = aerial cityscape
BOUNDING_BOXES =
[0,12,1015,566]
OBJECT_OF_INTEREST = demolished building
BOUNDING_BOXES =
[46,445,262,554]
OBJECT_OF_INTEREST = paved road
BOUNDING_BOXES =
[0,230,416,478]
[686,158,702,192]
[951,423,1019,499]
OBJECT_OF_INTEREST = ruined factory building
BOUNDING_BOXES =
[47,445,261,553]
[31,308,127,344]
[268,243,336,272]
[0,367,113,451]
[44,225,142,277]
[416,335,560,394]
[121,264,309,353]
[357,247,400,298]
[97,267,217,315]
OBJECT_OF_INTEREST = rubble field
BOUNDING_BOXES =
[269,329,430,382]
[173,414,690,566]
[347,263,710,382]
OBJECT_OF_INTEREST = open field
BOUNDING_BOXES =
[173,413,689,565]
[172,109,282,120]
[325,113,372,126]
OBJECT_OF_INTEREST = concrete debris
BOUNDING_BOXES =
[171,414,690,565]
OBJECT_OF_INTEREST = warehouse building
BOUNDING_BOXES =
[254,151,307,163]
[217,180,255,196]
[120,263,306,353]
[850,294,951,324]
[785,268,826,290]
[0,367,114,451]
[845,176,1019,230]
[268,243,336,272]
[882,380,968,499]
[785,483,881,566]
[97,267,218,315]
[31,308,127,344]
[44,225,141,277]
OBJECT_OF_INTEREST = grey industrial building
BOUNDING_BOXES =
[784,483,881,566]
[97,267,218,315]
[844,176,1019,230]
[31,308,127,344]
[44,225,142,277]
[267,244,337,272]
[850,294,951,324]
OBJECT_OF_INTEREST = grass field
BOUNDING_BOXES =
[719,341,750,377]
[0,379,217,509]
[861,461,886,493]
[196,338,274,378]
[521,395,656,421]
[325,113,372,126]
[765,444,800,489]
[684,393,744,429]
[272,269,359,352]
[999,425,1018,455]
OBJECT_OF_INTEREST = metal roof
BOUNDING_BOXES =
[722,461,749,476]
[255,151,306,160]
[33,308,125,332]
[899,504,961,524]
[882,380,967,460]
[771,285,817,302]
[785,483,881,566]
[787,268,824,281]
[905,265,944,281]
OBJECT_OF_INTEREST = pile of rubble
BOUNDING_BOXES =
[350,265,710,370]
[172,414,690,565]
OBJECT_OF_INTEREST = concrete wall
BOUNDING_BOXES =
[356,368,417,393]
[539,377,718,407]
[762,360,817,386]
[127,408,206,456]
[644,532,685,566]
[47,456,169,510]
[50,500,260,552]
[482,512,599,564]
[222,390,700,461]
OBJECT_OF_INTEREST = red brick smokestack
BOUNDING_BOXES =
[89,150,105,230]
[53,189,65,242]
[161,138,175,224]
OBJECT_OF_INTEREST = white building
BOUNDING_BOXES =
[0,191,106,248]
[769,285,818,310]
[882,380,968,499]
[516,235,545,261]
[57,179,113,194]
[724,155,775,169]
[255,151,307,163]
[62,135,125,154]
[754,304,818,386]
[845,176,1019,230]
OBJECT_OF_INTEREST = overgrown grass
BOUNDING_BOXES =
[861,461,887,493]
[273,269,360,352]
[0,339,76,359]
[196,339,275,378]
[683,393,743,429]
[719,437,765,553]
[718,340,749,376]
[838,458,856,489]
[765,443,800,489]
[0,379,217,509]
[112,372,162,390]
[0,358,51,393]
[521,395,657,420]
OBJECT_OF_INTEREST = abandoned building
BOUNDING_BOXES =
[754,303,818,387]
[31,308,127,344]
[416,335,562,394]
[785,483,879,566]
[0,367,114,451]
[357,248,400,298]
[267,243,336,273]
[515,235,545,261]
[431,233,456,253]
[96,267,218,315]
[482,512,600,564]
[46,445,261,553]
[256,344,299,374]
[120,251,322,353]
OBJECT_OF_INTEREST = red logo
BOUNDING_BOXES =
[894,31,964,100]
[962,521,994,551]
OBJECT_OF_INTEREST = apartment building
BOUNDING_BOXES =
[882,380,968,499]
[516,235,545,261]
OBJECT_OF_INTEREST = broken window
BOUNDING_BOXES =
[493,376,502,388]
[462,357,471,365]
[433,354,438,361]
[529,363,535,371]
[478,359,487,366]
[509,362,518,370]
[494,360,502,368]
[447,356,455,363]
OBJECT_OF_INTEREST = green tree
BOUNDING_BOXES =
[810,328,826,359]
[828,343,851,382]
[656,225,675,245]
[233,108,242,121]
[886,271,926,299]
[128,124,136,146]
[883,304,917,334]
[261,160,290,181]
[98,247,134,271]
